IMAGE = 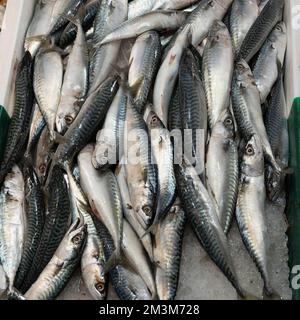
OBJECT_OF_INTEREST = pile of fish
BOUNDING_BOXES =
[0,0,288,300]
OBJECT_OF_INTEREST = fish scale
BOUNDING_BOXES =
[238,0,284,62]
[14,164,45,291]
[0,52,34,185]
[168,83,181,131]
[20,166,71,293]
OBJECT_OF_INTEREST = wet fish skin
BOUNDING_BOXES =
[53,76,119,168]
[20,166,71,293]
[168,83,181,131]
[238,0,284,62]
[154,198,186,300]
[0,52,34,186]
[101,10,187,45]
[56,19,89,135]
[89,0,127,94]
[179,48,207,176]
[128,0,199,19]
[253,22,287,103]
[59,0,100,48]
[34,49,63,140]
[236,135,274,297]
[24,218,87,300]
[180,0,233,47]
[66,167,107,300]
[206,109,239,235]
[203,21,234,129]
[153,25,191,127]
[124,98,158,230]
[175,158,245,297]
[34,127,55,185]
[78,144,123,264]
[25,103,46,159]
[95,218,152,300]
[14,164,45,291]
[116,164,153,261]
[265,73,287,202]
[229,0,259,55]
[92,88,127,170]
[0,165,25,292]
[231,59,280,173]
[146,110,176,228]
[129,31,162,113]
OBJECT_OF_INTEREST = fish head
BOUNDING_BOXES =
[212,109,235,139]
[146,110,164,130]
[234,59,253,86]
[242,135,264,176]
[269,22,287,65]
[56,110,76,135]
[134,202,154,229]
[59,217,87,260]
[208,20,229,43]
[83,261,107,300]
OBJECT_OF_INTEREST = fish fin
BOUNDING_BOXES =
[62,4,86,28]
[141,223,158,238]
[7,288,26,300]
[104,247,123,274]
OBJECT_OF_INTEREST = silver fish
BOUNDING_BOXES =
[0,165,25,292]
[24,218,87,300]
[229,0,259,55]
[153,25,191,126]
[203,21,234,129]
[78,144,123,264]
[253,22,287,103]
[206,109,239,235]
[100,10,187,45]
[56,19,89,134]
[236,135,275,298]
[34,49,63,140]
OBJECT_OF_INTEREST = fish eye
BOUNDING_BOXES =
[39,164,46,174]
[65,115,74,125]
[72,233,83,245]
[95,282,105,294]
[237,63,244,71]
[151,115,158,125]
[225,117,233,126]
[142,205,152,217]
[276,25,282,31]
[246,146,254,156]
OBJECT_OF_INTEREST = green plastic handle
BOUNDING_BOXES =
[0,105,10,162]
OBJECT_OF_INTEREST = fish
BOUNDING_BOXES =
[0,52,34,186]
[100,10,187,45]
[229,0,259,55]
[128,0,199,19]
[265,73,288,202]
[78,144,123,268]
[96,218,152,300]
[154,198,187,300]
[52,76,119,170]
[179,48,207,177]
[238,0,284,62]
[56,18,89,135]
[206,109,239,235]
[0,165,25,293]
[253,22,287,103]
[24,218,87,300]
[203,21,234,129]
[128,31,162,113]
[115,164,153,261]
[88,0,128,94]
[259,0,270,13]
[236,135,276,298]
[179,0,233,47]
[24,1,57,56]
[66,167,107,300]
[146,110,176,231]
[33,48,63,141]
[175,157,245,298]
[49,0,84,35]
[92,88,127,170]
[59,0,100,48]
[153,25,191,127]
[123,97,158,230]
[0,265,7,297]
[20,166,71,293]
[231,59,280,173]
[121,220,156,298]
[168,82,181,131]
[14,164,45,292]
[25,103,46,159]
[34,127,55,185]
